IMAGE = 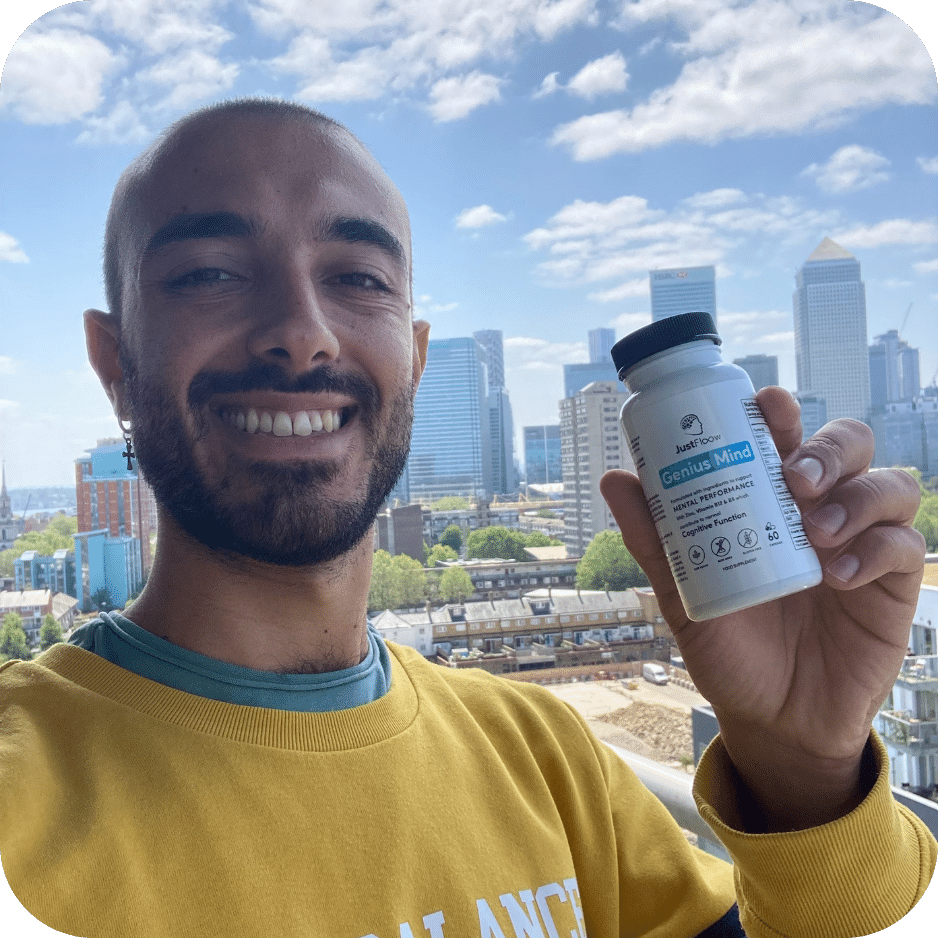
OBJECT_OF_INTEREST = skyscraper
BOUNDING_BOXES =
[407,337,492,502]
[733,354,779,392]
[473,329,516,495]
[560,381,635,554]
[793,237,870,424]
[650,265,716,324]
[523,425,562,484]
[588,327,616,364]
[869,330,921,411]
[472,329,505,389]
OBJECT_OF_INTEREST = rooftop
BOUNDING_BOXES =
[806,237,855,263]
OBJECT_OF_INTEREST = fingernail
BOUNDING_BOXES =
[789,456,824,486]
[808,502,847,536]
[828,554,859,583]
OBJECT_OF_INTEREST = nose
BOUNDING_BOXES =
[246,266,340,370]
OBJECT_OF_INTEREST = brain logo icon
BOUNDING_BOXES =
[681,414,703,436]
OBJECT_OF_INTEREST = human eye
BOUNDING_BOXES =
[166,268,240,290]
[329,271,392,293]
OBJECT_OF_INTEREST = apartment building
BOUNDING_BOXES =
[372,588,668,672]
[560,381,634,554]
[878,585,938,798]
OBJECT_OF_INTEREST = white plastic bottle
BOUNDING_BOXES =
[611,312,822,621]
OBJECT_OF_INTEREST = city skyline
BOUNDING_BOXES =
[1,1,936,487]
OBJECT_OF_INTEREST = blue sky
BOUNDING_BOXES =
[1,0,936,488]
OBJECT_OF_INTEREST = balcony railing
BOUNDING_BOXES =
[878,711,938,753]
[896,655,938,690]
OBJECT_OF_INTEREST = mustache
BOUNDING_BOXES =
[187,362,380,414]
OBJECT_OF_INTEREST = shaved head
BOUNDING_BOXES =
[103,98,393,321]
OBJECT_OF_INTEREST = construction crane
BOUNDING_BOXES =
[899,302,913,334]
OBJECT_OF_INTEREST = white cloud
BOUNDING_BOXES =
[0,28,120,124]
[428,71,502,121]
[76,99,151,146]
[681,188,746,210]
[611,311,652,334]
[413,294,459,317]
[918,156,938,174]
[567,50,628,99]
[554,0,935,159]
[0,357,20,375]
[86,0,234,56]
[141,47,240,112]
[802,145,891,193]
[505,335,588,366]
[524,188,844,295]
[533,0,599,40]
[534,72,562,98]
[835,219,938,248]
[455,205,508,228]
[261,0,596,114]
[0,233,28,263]
[913,258,938,273]
[588,279,649,302]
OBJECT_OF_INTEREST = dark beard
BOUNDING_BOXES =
[120,349,413,566]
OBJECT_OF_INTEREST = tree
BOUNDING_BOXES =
[910,469,938,552]
[576,530,650,591]
[392,554,428,608]
[523,531,562,548]
[439,566,474,603]
[427,544,458,564]
[90,587,114,612]
[5,513,78,564]
[368,550,401,612]
[465,526,528,562]
[0,613,32,662]
[39,613,64,651]
[440,524,463,553]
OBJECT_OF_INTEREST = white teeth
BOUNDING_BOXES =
[272,412,293,436]
[224,408,345,436]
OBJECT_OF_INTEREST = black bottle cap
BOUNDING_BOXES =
[610,312,721,379]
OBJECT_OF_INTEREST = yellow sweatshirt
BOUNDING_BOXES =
[0,641,934,938]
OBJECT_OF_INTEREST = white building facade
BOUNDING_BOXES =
[878,584,938,797]
[793,237,871,425]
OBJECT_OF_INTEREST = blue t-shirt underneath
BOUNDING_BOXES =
[68,612,391,712]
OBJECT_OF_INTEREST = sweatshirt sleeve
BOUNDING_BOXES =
[693,730,937,937]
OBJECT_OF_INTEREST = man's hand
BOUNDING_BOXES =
[600,386,926,832]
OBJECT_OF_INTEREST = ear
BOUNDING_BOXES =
[412,318,430,387]
[84,309,126,418]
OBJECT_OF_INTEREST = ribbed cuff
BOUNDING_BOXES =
[693,731,937,937]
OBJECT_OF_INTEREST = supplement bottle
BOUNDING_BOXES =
[611,312,822,621]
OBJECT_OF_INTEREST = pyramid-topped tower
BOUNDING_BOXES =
[793,238,870,427]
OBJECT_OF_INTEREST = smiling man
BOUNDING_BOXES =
[0,98,935,938]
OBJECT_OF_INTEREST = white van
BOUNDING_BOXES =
[642,663,669,685]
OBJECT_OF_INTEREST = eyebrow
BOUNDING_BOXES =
[144,211,259,256]
[321,216,406,266]
[142,211,406,266]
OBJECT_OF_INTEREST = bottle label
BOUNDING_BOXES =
[625,383,819,615]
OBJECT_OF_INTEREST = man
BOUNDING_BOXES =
[0,98,934,938]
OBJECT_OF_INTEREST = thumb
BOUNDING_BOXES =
[599,469,687,625]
